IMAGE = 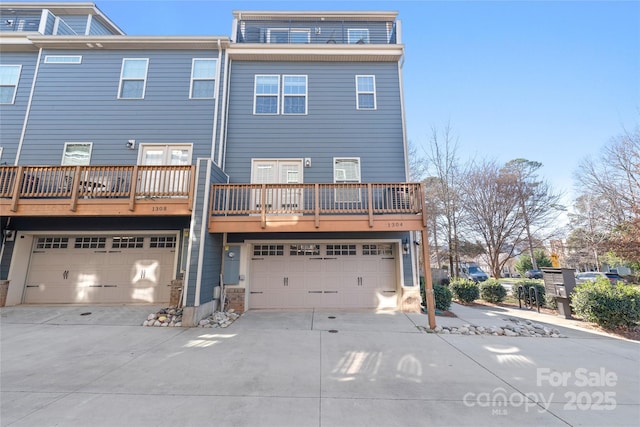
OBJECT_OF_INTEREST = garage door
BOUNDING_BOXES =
[249,243,397,309]
[24,235,176,304]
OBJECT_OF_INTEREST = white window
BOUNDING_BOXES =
[61,142,92,165]
[190,58,217,99]
[334,158,361,202]
[0,65,22,104]
[356,75,376,110]
[348,29,370,44]
[254,75,280,114]
[283,75,307,115]
[118,58,148,99]
[44,55,82,64]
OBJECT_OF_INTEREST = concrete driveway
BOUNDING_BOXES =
[1,305,639,426]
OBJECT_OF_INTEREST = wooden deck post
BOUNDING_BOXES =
[260,184,267,229]
[10,166,23,212]
[314,184,320,228]
[69,166,81,212]
[367,184,374,227]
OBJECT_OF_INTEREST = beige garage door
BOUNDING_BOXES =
[24,235,176,304]
[249,243,397,309]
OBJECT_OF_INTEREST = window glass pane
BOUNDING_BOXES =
[284,76,306,94]
[192,59,216,78]
[290,31,309,44]
[358,94,374,109]
[122,59,147,78]
[284,97,305,114]
[62,143,91,165]
[349,29,369,44]
[192,80,214,98]
[269,30,288,43]
[45,56,82,64]
[357,76,374,92]
[256,76,279,94]
[120,80,144,98]
[0,65,21,83]
[0,87,16,104]
[256,96,278,114]
[170,149,190,165]
[334,159,360,181]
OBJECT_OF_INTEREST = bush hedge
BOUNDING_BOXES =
[480,279,507,304]
[450,278,479,304]
[571,277,640,328]
[434,284,452,311]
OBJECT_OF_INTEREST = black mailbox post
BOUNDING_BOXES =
[541,267,576,319]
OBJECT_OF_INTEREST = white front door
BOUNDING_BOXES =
[251,160,303,212]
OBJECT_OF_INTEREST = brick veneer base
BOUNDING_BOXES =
[225,287,245,313]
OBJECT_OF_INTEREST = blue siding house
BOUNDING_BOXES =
[0,4,434,327]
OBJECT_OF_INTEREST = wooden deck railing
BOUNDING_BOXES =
[0,165,196,214]
[210,182,426,231]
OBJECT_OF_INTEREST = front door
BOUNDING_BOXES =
[251,159,303,212]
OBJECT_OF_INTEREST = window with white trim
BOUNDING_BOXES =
[356,75,376,110]
[254,75,307,115]
[61,142,92,165]
[44,55,82,64]
[118,58,148,99]
[254,75,280,114]
[348,29,370,44]
[334,158,361,203]
[283,75,307,114]
[0,65,22,104]
[190,58,217,99]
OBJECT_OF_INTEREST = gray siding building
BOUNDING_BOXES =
[1,3,431,325]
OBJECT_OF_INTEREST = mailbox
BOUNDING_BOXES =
[541,267,576,319]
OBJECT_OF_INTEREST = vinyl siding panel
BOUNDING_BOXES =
[57,15,88,35]
[224,61,406,184]
[0,52,38,164]
[19,49,221,165]
[89,18,113,35]
[44,12,56,35]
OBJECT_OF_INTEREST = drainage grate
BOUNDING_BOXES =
[328,316,336,319]
[80,312,91,316]
[328,329,338,333]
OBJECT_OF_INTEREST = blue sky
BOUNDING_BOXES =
[20,0,640,210]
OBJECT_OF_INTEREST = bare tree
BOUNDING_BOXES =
[567,194,610,270]
[424,124,464,277]
[461,160,524,278]
[501,159,564,270]
[407,140,427,183]
[574,127,640,262]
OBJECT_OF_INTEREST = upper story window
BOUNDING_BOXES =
[61,142,92,165]
[190,58,217,99]
[118,58,148,99]
[254,75,280,114]
[0,65,22,104]
[267,28,310,44]
[254,75,307,115]
[283,75,307,115]
[44,55,82,64]
[356,75,376,110]
[348,29,370,44]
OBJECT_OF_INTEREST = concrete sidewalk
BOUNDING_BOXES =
[1,305,639,426]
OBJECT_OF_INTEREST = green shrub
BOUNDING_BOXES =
[450,278,480,304]
[571,277,640,328]
[480,279,507,303]
[512,280,546,306]
[434,284,452,311]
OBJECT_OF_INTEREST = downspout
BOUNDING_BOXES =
[194,158,213,306]
[397,44,418,286]
[210,40,222,162]
[216,45,231,168]
[15,47,43,165]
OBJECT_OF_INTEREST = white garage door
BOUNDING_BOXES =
[24,235,176,304]
[249,243,397,309]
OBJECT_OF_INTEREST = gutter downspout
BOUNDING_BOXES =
[210,40,222,163]
[216,45,231,168]
[15,47,43,165]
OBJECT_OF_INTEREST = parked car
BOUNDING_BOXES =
[575,272,627,284]
[460,265,489,282]
[525,269,544,279]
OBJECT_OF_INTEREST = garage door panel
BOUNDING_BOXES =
[25,235,176,304]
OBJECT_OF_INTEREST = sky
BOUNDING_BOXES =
[18,0,640,213]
